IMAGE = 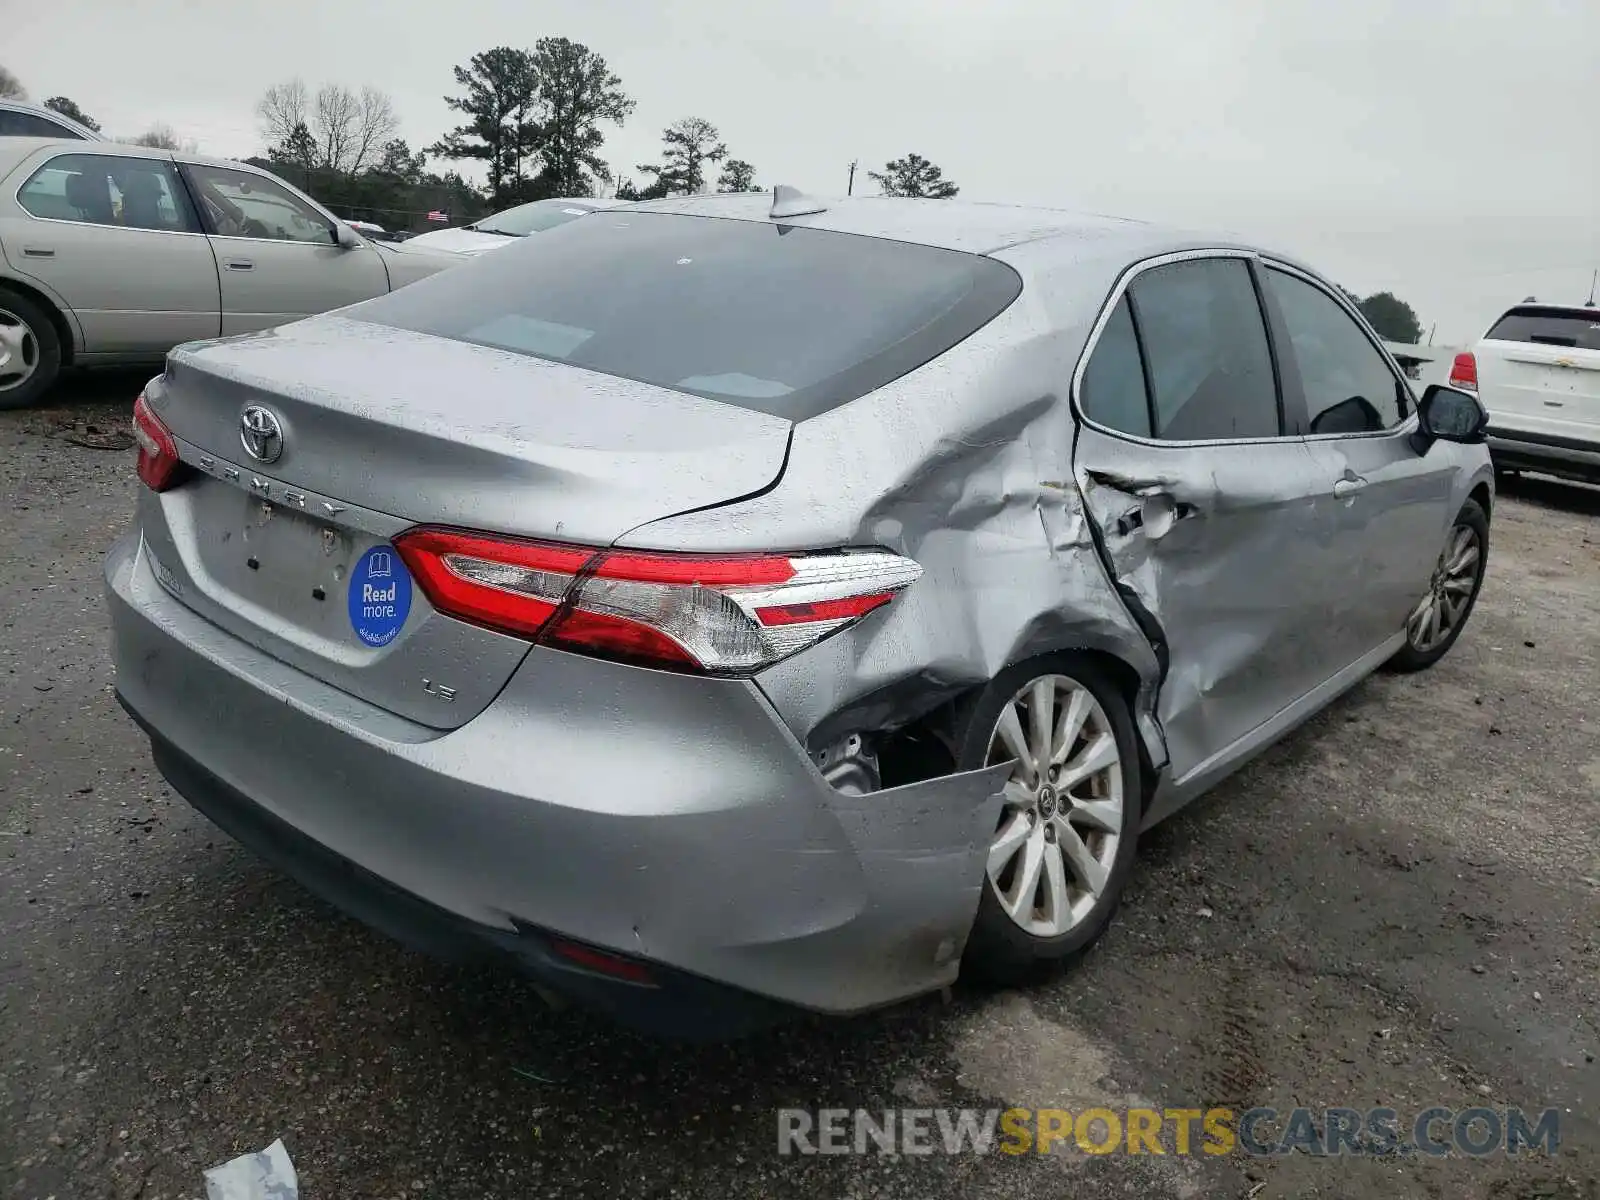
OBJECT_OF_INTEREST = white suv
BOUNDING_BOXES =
[1453,303,1600,485]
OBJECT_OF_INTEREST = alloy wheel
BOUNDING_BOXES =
[984,674,1123,937]
[1406,523,1482,653]
[0,307,40,394]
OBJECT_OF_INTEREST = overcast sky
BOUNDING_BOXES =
[8,0,1596,341]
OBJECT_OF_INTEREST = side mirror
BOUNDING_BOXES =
[1415,384,1488,448]
[333,222,362,250]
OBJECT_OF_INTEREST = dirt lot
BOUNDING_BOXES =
[2,371,1597,1200]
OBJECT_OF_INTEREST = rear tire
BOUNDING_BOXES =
[0,287,62,411]
[1385,499,1489,673]
[953,653,1141,985]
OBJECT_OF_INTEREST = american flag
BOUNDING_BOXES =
[426,210,449,223]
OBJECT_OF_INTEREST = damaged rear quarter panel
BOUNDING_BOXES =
[618,236,1177,772]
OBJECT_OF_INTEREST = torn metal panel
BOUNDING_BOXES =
[1074,423,1341,783]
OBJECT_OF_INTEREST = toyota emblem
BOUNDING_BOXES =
[239,405,284,464]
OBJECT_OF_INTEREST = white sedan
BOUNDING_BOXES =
[0,138,466,409]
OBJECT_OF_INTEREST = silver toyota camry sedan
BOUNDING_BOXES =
[106,188,1494,1036]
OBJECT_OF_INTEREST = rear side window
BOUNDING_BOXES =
[348,212,1022,420]
[0,110,84,138]
[1485,307,1600,351]
[1080,296,1151,438]
[1127,258,1280,440]
[1264,267,1405,434]
[18,153,199,233]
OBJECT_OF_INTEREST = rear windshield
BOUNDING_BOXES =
[472,199,600,237]
[348,211,1022,419]
[1485,307,1600,351]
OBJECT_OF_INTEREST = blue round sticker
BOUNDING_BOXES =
[348,545,413,647]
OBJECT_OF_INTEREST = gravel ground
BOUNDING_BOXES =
[3,371,1597,1200]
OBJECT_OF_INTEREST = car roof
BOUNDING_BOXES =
[623,192,1189,256]
[0,135,307,172]
[0,136,356,195]
[1491,302,1600,319]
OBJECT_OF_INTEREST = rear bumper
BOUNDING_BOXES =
[129,712,785,1038]
[1487,427,1600,483]
[106,533,1006,1028]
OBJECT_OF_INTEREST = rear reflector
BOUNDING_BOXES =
[393,528,922,675]
[132,393,183,492]
[1449,352,1478,389]
[548,937,656,985]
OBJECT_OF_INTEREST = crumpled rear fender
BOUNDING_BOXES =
[617,290,1168,778]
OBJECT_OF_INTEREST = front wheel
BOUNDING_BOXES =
[954,654,1141,984]
[1385,498,1489,673]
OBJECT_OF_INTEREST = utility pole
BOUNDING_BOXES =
[847,160,858,196]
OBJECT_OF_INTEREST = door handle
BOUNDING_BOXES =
[21,247,55,258]
[225,259,254,271]
[1333,476,1368,500]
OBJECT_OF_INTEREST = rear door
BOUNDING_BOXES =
[178,161,389,333]
[2,148,219,353]
[1476,307,1600,446]
[1072,252,1335,785]
[1259,262,1454,660]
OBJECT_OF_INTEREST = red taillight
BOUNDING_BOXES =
[548,937,655,985]
[393,528,589,640]
[392,527,922,675]
[131,393,183,492]
[1450,352,1478,389]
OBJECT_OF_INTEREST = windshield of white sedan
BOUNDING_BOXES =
[349,212,1022,418]
[472,199,596,236]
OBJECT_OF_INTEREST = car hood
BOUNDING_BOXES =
[401,227,516,255]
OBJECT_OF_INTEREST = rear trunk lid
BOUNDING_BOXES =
[139,316,792,728]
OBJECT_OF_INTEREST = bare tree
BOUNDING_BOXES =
[0,64,25,100]
[348,86,398,175]
[257,79,309,150]
[258,79,398,174]
[125,124,197,153]
[313,85,359,173]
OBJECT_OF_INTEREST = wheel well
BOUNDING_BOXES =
[874,646,1153,795]
[0,277,75,366]
[1469,481,1492,521]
